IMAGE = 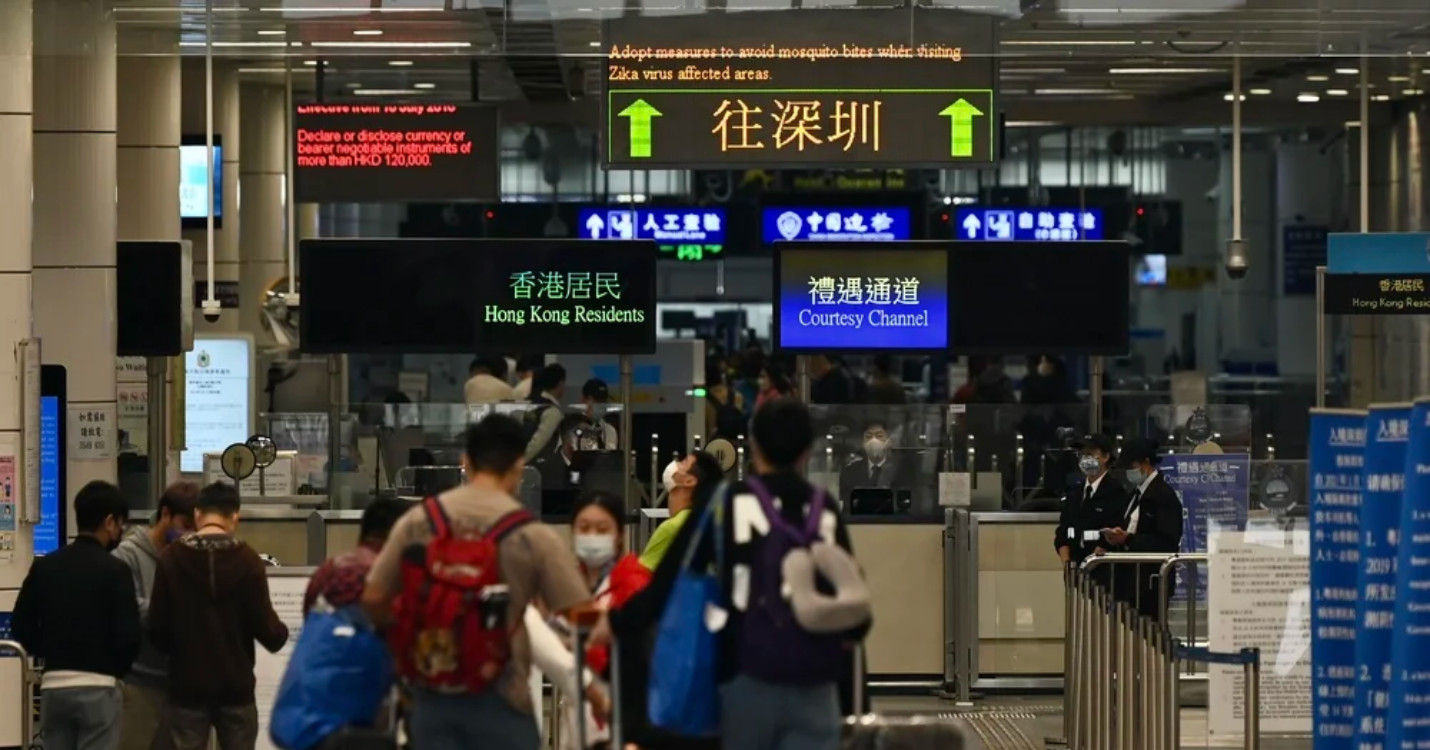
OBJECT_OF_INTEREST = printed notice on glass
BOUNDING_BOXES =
[66,403,117,461]
[1208,528,1312,738]
[254,571,310,750]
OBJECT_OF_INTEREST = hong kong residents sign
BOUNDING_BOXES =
[1324,232,1430,314]
[480,240,658,355]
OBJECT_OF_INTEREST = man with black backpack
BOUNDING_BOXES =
[701,398,873,750]
[362,414,595,750]
[523,363,568,463]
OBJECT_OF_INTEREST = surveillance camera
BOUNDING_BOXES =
[201,299,222,323]
[1225,238,1249,280]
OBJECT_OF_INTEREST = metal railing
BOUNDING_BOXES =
[0,639,34,750]
[1060,553,1261,750]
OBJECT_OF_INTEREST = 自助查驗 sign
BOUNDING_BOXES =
[955,207,1104,242]
[479,241,657,355]
[601,9,997,169]
[774,243,949,352]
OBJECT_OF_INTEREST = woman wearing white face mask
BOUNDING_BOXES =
[526,492,650,749]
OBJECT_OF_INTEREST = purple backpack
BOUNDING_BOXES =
[737,477,845,685]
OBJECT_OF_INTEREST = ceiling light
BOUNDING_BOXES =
[1034,88,1125,95]
[353,29,383,36]
[303,60,318,66]
[1373,94,1391,101]
[257,5,431,11]
[1249,88,1272,95]
[1306,75,1330,82]
[309,41,472,49]
[1002,68,1067,75]
[257,29,285,36]
[1336,68,1358,75]
[1406,89,1424,96]
[1326,89,1349,96]
[389,60,413,66]
[178,41,290,48]
[1389,75,1411,82]
[1111,67,1220,75]
[1003,39,1138,47]
[352,88,427,96]
[1223,93,1246,101]
[588,41,601,48]
[413,83,436,90]
[1297,93,1321,103]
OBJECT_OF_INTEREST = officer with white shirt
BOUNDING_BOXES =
[1054,435,1127,585]
[1104,438,1184,619]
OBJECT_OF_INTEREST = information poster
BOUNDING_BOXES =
[294,103,499,203]
[1388,398,1430,750]
[1309,408,1368,749]
[182,337,252,473]
[1207,529,1311,738]
[479,241,658,355]
[0,437,15,560]
[774,244,948,351]
[1159,453,1251,603]
[67,403,117,461]
[601,9,997,168]
[254,571,310,750]
[35,396,60,556]
[1354,404,1411,750]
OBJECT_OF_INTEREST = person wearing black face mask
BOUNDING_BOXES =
[1054,435,1128,583]
[12,481,142,750]
[1105,438,1183,619]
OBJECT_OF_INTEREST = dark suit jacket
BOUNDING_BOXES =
[1115,472,1185,615]
[839,456,909,511]
[1054,474,1129,563]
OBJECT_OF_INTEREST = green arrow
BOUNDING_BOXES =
[618,99,663,159]
[938,98,984,158]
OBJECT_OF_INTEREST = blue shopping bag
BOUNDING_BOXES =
[648,488,726,736]
[270,605,394,750]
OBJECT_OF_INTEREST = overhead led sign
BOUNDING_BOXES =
[601,9,997,169]
[954,207,1104,242]
[577,207,726,262]
[761,207,911,243]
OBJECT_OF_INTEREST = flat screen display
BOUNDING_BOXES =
[949,241,1131,355]
[478,241,658,355]
[34,394,60,555]
[117,241,185,357]
[774,243,949,352]
[294,103,500,203]
[180,136,222,228]
[1137,254,1167,286]
[299,239,480,354]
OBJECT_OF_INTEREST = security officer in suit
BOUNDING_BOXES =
[1055,434,1128,586]
[1104,438,1185,620]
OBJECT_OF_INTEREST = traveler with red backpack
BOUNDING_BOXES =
[361,414,597,750]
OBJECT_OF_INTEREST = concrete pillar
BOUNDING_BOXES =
[239,83,286,338]
[33,0,118,528]
[299,203,319,240]
[0,0,33,594]
[184,60,240,333]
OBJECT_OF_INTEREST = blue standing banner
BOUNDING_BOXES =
[1388,397,1430,750]
[1354,404,1412,750]
[1310,409,1369,749]
[1158,453,1251,602]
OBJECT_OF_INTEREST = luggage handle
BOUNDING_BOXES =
[570,618,622,750]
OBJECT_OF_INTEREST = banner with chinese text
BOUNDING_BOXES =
[1388,397,1430,750]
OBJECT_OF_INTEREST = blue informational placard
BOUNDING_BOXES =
[953,206,1104,242]
[1354,404,1411,750]
[1310,409,1369,749]
[34,395,60,555]
[1158,454,1250,602]
[577,207,727,245]
[1388,398,1430,750]
[1283,224,1329,296]
[1328,232,1430,274]
[761,207,911,243]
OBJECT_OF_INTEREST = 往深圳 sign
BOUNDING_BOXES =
[773,242,949,352]
[601,9,997,169]
[761,207,910,243]
[480,241,657,355]
[576,207,725,262]
[954,207,1104,242]
[1324,232,1430,314]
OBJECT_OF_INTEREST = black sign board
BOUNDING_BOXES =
[601,9,997,169]
[118,241,189,357]
[480,241,658,355]
[294,103,500,203]
[1323,273,1430,314]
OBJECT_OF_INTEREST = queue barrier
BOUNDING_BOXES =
[1061,553,1260,750]
[0,639,34,750]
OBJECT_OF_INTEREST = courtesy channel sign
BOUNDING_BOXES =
[774,243,949,351]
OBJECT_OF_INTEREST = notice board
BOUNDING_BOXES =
[255,568,312,750]
[601,8,997,169]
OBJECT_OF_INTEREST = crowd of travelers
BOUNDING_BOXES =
[12,396,871,750]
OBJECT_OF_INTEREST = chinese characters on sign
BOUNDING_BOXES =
[1322,274,1430,314]
[577,207,726,262]
[1388,400,1430,749]
[806,276,921,306]
[776,245,948,351]
[508,271,626,301]
[711,99,884,153]
[955,207,1104,242]
[66,404,116,461]
[762,207,910,242]
[1158,455,1250,603]
[1282,225,1328,296]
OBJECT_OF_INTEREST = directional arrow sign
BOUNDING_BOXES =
[962,214,981,239]
[585,214,605,239]
[618,99,663,159]
[938,99,984,159]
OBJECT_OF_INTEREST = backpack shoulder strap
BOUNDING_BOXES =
[422,496,452,539]
[484,509,535,543]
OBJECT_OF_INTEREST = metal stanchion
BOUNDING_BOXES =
[0,640,33,750]
[1245,647,1261,750]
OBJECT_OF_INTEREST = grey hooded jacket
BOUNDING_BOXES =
[112,525,168,688]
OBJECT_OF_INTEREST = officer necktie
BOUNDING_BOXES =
[1125,490,1143,523]
[870,464,883,485]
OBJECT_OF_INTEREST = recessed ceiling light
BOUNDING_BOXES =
[1373,94,1391,101]
[1003,39,1138,47]
[1223,93,1246,101]
[1326,89,1349,96]
[1034,88,1124,95]
[352,88,426,96]
[310,41,471,49]
[389,60,413,66]
[353,29,383,36]
[1306,75,1329,82]
[345,82,362,89]
[1406,89,1425,96]
[588,41,600,48]
[178,41,289,48]
[1249,88,1272,95]
[1297,93,1321,103]
[303,60,317,66]
[1335,68,1358,75]
[1110,67,1220,75]
[1389,75,1411,82]
[413,83,436,90]
[257,29,285,36]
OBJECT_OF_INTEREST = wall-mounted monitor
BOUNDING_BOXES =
[180,135,222,229]
[1136,254,1168,286]
[117,241,193,357]
[35,365,66,556]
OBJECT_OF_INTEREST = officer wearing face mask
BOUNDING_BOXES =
[1054,435,1128,571]
[840,420,910,511]
[580,378,619,449]
[1105,438,1184,618]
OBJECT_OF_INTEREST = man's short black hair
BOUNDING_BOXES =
[74,480,127,534]
[532,363,567,395]
[464,414,527,475]
[873,354,894,376]
[687,451,724,486]
[751,397,814,470]
[197,482,242,516]
[158,482,199,522]
[470,356,509,380]
[360,497,411,541]
[582,378,610,403]
[861,419,890,436]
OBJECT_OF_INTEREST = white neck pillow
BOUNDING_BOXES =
[781,542,872,634]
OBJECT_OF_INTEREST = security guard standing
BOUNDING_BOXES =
[1103,438,1184,619]
[1054,434,1128,585]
